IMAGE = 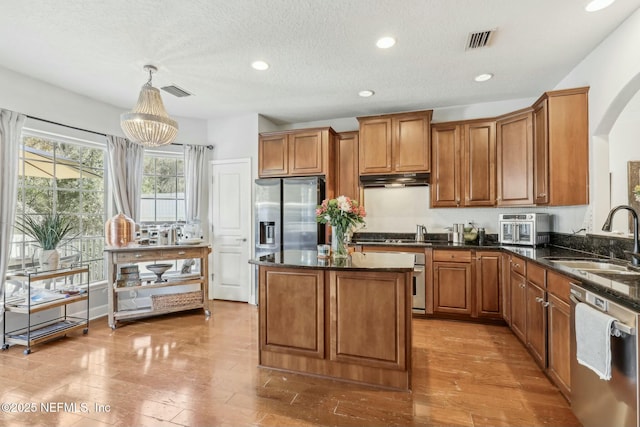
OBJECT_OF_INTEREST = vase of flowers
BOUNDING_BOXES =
[316,196,366,259]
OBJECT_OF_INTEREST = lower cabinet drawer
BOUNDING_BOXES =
[433,250,472,262]
[162,248,203,259]
[115,251,161,263]
[547,270,574,304]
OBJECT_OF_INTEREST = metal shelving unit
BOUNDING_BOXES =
[2,266,90,354]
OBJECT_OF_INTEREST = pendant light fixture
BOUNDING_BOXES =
[120,65,178,147]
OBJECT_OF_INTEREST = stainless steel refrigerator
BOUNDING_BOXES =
[254,176,326,258]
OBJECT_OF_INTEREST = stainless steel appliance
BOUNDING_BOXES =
[570,283,638,427]
[254,176,326,256]
[498,213,550,246]
[412,252,426,314]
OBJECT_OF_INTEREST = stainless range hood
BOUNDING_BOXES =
[359,173,430,188]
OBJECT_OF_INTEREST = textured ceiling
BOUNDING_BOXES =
[1,0,639,124]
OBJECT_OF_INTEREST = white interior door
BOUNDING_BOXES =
[209,158,251,302]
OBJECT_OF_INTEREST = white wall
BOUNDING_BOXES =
[607,90,640,233]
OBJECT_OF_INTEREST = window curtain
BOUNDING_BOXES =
[106,135,144,222]
[184,145,207,222]
[0,109,26,304]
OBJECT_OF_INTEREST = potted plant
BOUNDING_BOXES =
[15,213,75,271]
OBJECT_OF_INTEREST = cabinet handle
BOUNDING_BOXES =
[520,283,525,289]
[513,263,520,268]
[538,193,547,197]
[542,301,550,307]
[535,297,543,303]
[135,254,142,258]
[178,251,186,255]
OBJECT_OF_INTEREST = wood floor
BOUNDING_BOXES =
[0,301,581,427]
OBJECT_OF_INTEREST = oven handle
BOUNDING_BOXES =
[570,294,636,336]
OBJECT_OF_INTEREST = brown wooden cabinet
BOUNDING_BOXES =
[474,251,501,319]
[258,128,336,180]
[501,253,512,325]
[259,133,289,176]
[509,255,527,343]
[525,279,547,368]
[431,120,495,207]
[431,123,461,207]
[496,109,534,206]
[546,270,574,400]
[358,110,432,175]
[507,259,574,401]
[433,250,472,316]
[257,264,412,390]
[532,87,589,206]
[335,131,360,201]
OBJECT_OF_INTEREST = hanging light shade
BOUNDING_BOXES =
[120,65,179,147]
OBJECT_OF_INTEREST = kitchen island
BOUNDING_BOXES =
[250,250,415,390]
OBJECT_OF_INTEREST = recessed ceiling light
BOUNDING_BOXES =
[474,73,494,82]
[585,0,615,12]
[251,60,269,71]
[358,90,375,97]
[376,37,396,49]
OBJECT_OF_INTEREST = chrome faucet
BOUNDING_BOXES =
[602,205,640,267]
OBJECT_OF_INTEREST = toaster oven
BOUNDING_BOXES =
[498,213,550,247]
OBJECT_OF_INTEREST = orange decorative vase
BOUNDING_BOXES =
[105,213,136,247]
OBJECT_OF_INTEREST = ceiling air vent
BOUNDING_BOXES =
[161,84,193,98]
[466,29,495,50]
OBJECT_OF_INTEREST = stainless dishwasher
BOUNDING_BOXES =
[570,284,639,427]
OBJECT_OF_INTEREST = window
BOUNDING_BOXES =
[140,155,185,224]
[11,133,106,283]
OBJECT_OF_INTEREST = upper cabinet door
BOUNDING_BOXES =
[258,133,289,177]
[463,120,496,207]
[289,130,324,175]
[431,123,461,207]
[358,117,393,174]
[496,110,534,206]
[393,111,432,173]
[542,87,589,206]
[335,131,360,201]
[533,99,549,204]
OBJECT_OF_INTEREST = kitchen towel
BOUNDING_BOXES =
[575,301,617,380]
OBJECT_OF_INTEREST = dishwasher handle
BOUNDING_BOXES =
[570,294,636,336]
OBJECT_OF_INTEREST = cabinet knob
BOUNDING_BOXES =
[520,283,525,289]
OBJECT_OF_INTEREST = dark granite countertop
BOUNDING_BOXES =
[354,239,640,311]
[249,250,414,272]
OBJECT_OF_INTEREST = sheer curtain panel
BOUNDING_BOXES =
[0,109,26,303]
[184,145,207,222]
[106,135,144,222]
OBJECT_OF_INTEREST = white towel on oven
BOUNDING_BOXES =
[575,301,617,380]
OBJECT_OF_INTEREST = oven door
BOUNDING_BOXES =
[499,221,516,244]
[515,222,534,245]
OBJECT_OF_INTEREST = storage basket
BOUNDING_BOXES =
[151,291,203,310]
